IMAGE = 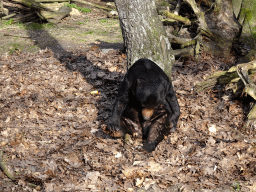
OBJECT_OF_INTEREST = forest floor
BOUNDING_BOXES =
[1,3,256,192]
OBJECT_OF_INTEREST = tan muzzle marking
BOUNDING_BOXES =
[142,108,154,120]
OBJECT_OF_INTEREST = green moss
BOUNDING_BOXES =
[2,19,14,26]
[99,19,108,23]
[9,43,24,55]
[159,1,169,6]
[242,8,253,21]
[66,3,91,13]
[84,31,94,34]
[27,45,39,52]
[76,21,86,25]
[231,181,241,191]
[79,39,87,43]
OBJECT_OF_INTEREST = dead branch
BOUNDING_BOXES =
[160,10,191,25]
[2,13,16,20]
[0,0,2,14]
[237,65,256,100]
[5,12,36,23]
[195,60,256,92]
[183,0,208,30]
[39,6,71,23]
[34,0,69,2]
[4,33,31,38]
[173,0,181,15]
[11,0,53,12]
[168,33,194,44]
[72,0,114,12]
[172,47,194,57]
[162,18,176,25]
[180,39,196,48]
[0,0,9,16]
[0,151,15,180]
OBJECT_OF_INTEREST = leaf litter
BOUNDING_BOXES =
[0,49,256,191]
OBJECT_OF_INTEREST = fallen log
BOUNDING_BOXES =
[3,12,36,23]
[195,60,256,92]
[160,10,191,25]
[72,0,114,12]
[39,6,71,23]
[195,59,256,129]
[2,13,17,20]
[11,0,53,11]
[35,0,69,2]
[172,47,194,57]
[7,0,71,23]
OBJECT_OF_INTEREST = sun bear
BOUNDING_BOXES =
[107,58,180,152]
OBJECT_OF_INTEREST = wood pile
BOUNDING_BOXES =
[0,0,71,23]
[0,0,116,23]
[195,48,256,128]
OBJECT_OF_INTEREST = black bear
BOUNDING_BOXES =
[107,58,180,152]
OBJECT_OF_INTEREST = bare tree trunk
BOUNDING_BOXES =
[115,0,175,77]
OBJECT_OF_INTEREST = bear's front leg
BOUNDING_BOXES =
[165,84,180,132]
[143,113,168,152]
[107,98,127,137]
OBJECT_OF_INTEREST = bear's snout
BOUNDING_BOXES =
[142,108,154,120]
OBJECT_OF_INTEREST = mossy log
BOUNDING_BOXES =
[0,0,2,14]
[39,6,71,23]
[244,102,256,130]
[160,10,191,25]
[237,65,256,100]
[168,33,194,44]
[11,0,52,11]
[72,0,114,12]
[2,13,17,20]
[2,13,36,23]
[35,0,69,2]
[248,104,256,120]
[10,0,71,23]
[172,47,194,57]
[183,0,208,30]
[195,60,256,126]
[195,60,256,92]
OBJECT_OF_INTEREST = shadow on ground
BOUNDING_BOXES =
[22,20,126,139]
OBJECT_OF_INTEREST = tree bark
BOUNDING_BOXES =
[115,0,175,77]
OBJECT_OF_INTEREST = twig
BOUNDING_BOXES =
[0,151,15,180]
[4,33,31,38]
[2,13,16,20]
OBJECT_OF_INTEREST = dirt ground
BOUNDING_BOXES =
[1,3,256,192]
[0,2,123,55]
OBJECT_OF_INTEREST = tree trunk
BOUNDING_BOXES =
[194,0,241,56]
[115,0,175,77]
